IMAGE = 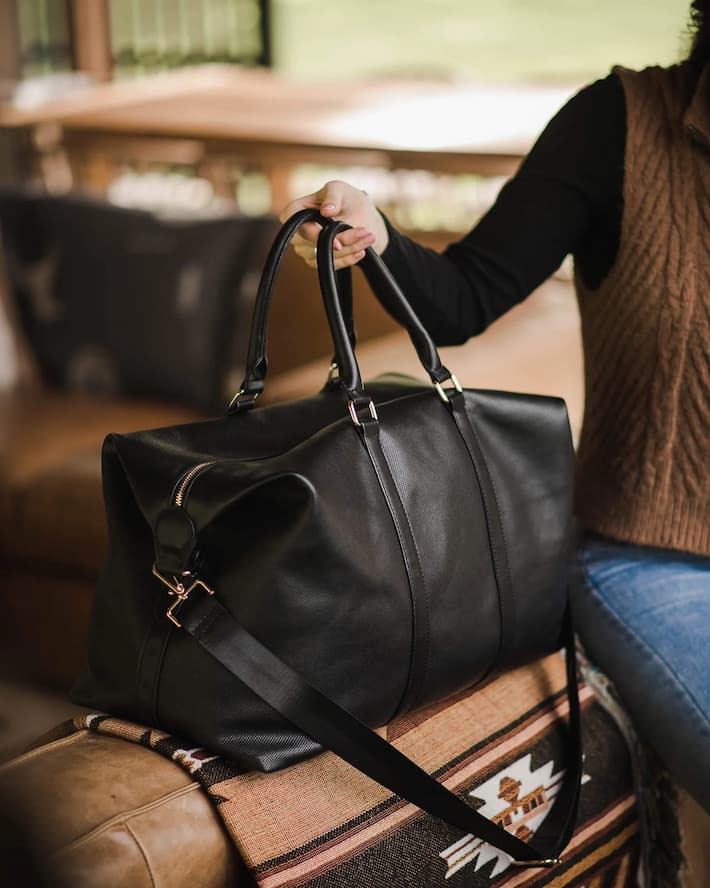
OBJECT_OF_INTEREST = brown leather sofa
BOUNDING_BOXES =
[0,728,238,887]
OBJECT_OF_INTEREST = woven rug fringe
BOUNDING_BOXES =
[576,641,684,888]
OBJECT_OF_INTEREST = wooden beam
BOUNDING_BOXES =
[259,0,272,67]
[69,0,112,82]
[0,0,21,97]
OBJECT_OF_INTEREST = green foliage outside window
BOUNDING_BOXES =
[272,0,692,83]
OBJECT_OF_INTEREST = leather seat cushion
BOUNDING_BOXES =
[0,728,237,888]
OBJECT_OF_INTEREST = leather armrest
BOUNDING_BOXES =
[0,729,237,888]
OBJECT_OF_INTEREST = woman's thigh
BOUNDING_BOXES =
[571,532,710,811]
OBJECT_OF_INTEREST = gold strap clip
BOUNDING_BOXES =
[151,563,214,628]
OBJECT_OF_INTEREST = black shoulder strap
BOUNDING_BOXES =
[176,593,581,868]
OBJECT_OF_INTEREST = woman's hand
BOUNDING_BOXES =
[280,180,389,270]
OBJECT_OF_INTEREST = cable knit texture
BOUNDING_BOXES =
[574,63,710,555]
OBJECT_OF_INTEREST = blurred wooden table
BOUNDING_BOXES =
[0,66,575,208]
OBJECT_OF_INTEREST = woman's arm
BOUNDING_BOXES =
[282,73,625,346]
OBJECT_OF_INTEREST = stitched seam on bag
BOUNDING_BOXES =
[150,627,174,726]
[453,399,515,667]
[479,446,514,653]
[135,608,160,721]
[134,597,174,729]
[50,782,201,858]
[391,479,430,708]
[463,409,513,641]
[362,429,429,719]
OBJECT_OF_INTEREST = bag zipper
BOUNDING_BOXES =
[171,447,289,510]
[172,461,215,508]
[153,461,218,629]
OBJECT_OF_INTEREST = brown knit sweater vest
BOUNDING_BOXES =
[574,62,710,555]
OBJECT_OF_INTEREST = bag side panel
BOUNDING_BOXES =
[466,390,575,666]
[71,436,165,724]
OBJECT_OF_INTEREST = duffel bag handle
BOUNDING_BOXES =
[232,209,316,408]
[316,220,457,399]
[230,209,456,412]
[231,209,356,411]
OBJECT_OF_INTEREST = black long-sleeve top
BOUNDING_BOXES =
[378,73,626,345]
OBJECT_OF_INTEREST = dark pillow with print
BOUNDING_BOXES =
[0,189,278,412]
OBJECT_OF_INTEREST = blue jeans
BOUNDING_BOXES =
[571,532,710,812]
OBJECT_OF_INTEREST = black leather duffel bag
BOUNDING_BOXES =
[73,210,580,867]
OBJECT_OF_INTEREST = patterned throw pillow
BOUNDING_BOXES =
[0,189,278,411]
